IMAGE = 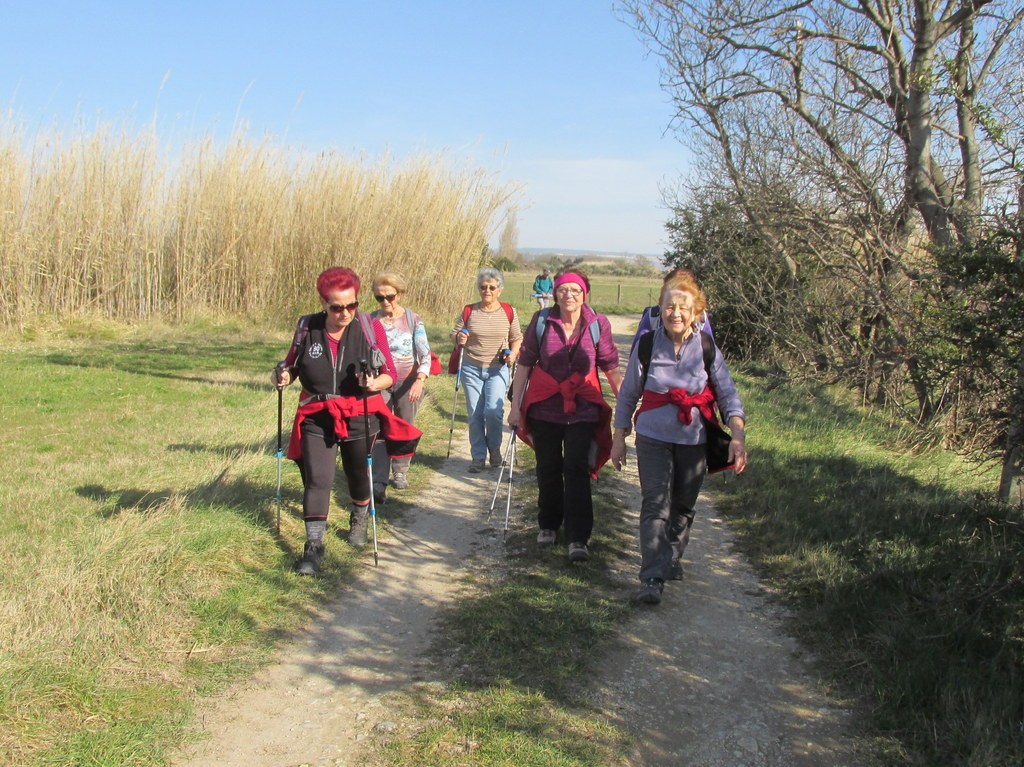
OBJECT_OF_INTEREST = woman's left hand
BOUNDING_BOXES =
[408,378,425,402]
[729,438,747,474]
[362,373,392,393]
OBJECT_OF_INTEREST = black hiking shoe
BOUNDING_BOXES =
[669,561,684,581]
[296,542,325,576]
[634,578,664,605]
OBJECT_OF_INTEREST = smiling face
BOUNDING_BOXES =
[478,279,502,307]
[661,288,698,341]
[555,282,583,313]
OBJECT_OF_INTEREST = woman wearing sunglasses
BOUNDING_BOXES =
[368,272,435,500]
[273,267,421,575]
[450,267,523,473]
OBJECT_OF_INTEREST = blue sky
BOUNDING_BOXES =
[1,1,690,256]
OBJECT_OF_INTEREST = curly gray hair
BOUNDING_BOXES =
[476,267,505,289]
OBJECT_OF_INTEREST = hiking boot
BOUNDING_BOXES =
[634,578,664,605]
[296,541,325,576]
[349,506,369,548]
[391,472,409,490]
[489,449,503,468]
[669,561,684,581]
[537,529,557,546]
[568,542,590,562]
[467,459,486,473]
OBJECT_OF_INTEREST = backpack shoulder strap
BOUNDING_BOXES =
[356,311,387,373]
[500,301,514,324]
[588,318,601,347]
[534,307,552,343]
[289,314,314,363]
[637,330,655,390]
[700,330,716,376]
[461,304,473,324]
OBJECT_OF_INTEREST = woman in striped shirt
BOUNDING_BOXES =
[451,267,524,472]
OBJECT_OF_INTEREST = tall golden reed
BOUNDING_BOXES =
[0,121,516,328]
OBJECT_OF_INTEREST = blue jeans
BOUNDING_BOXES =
[460,361,509,461]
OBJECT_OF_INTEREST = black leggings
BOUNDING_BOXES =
[298,415,375,520]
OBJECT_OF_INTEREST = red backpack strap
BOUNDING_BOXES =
[500,302,514,324]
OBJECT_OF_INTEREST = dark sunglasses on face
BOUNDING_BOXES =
[327,301,359,313]
[374,293,398,302]
[479,284,499,292]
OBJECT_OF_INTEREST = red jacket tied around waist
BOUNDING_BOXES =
[635,385,719,427]
[516,366,612,477]
[287,394,422,461]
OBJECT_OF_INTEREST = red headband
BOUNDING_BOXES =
[553,273,587,296]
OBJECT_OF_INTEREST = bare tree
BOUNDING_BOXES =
[623,0,1024,493]
[496,209,520,266]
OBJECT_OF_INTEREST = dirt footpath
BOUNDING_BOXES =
[173,315,874,767]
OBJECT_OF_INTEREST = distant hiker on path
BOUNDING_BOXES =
[273,266,421,575]
[509,269,621,562]
[610,272,747,605]
[532,267,554,310]
[450,267,523,473]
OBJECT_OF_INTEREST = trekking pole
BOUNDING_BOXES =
[487,427,517,518]
[446,330,467,459]
[360,360,379,567]
[275,380,283,535]
[502,431,517,538]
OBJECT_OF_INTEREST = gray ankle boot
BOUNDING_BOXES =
[296,541,325,576]
[349,505,369,547]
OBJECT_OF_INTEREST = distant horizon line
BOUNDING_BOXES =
[517,246,662,260]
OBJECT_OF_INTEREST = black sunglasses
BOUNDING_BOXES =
[327,301,359,313]
[374,293,398,303]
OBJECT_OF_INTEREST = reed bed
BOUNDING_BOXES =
[0,121,516,329]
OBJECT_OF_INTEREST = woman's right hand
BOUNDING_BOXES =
[272,365,291,388]
[609,432,628,471]
[456,329,469,346]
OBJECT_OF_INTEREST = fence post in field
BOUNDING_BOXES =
[617,284,621,304]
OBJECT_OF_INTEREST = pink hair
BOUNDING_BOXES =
[316,267,360,299]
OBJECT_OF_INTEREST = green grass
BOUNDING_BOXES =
[498,271,660,318]
[0,320,363,765]
[711,372,1024,766]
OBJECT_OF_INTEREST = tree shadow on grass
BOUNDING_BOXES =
[45,335,284,391]
[713,443,1024,764]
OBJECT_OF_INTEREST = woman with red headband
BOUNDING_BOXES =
[610,272,747,604]
[508,269,622,562]
[273,266,421,575]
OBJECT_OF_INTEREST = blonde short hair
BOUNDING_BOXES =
[372,272,408,294]
[661,273,707,316]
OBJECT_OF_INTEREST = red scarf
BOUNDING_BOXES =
[635,385,719,426]
[286,393,422,461]
[516,366,612,477]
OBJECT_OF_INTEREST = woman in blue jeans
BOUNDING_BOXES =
[450,268,523,472]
